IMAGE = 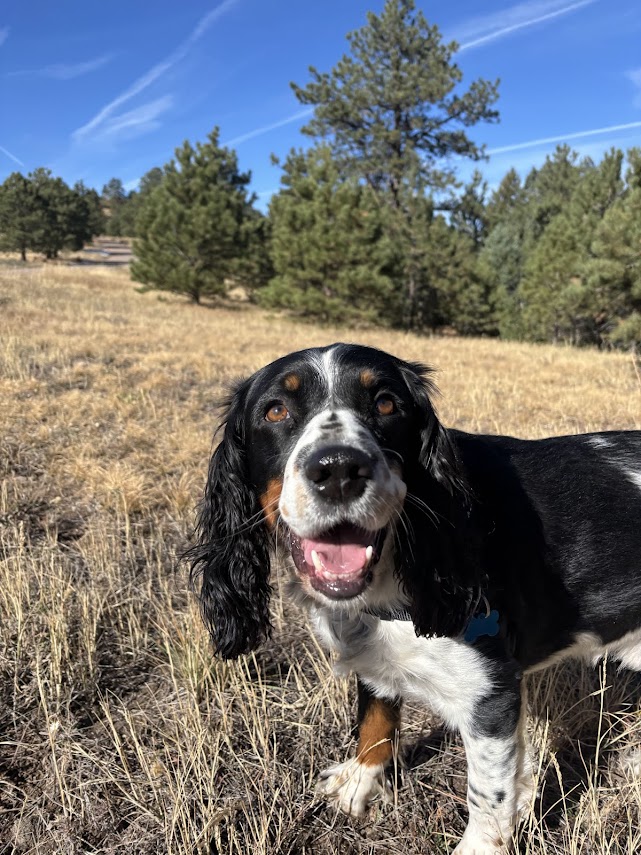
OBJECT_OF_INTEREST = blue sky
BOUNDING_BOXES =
[1,0,640,206]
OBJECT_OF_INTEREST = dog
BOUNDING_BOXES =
[188,342,641,854]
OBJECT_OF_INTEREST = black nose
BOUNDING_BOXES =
[304,446,374,501]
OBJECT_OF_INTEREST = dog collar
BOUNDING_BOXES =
[365,599,500,644]
[364,606,412,622]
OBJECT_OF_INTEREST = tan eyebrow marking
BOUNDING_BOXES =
[360,368,377,388]
[284,373,301,392]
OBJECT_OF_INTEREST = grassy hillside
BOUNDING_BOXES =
[1,265,640,854]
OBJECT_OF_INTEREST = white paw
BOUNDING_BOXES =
[618,747,641,778]
[317,757,391,817]
[452,822,508,855]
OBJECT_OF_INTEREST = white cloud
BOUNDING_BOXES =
[487,120,641,156]
[627,68,641,108]
[0,144,24,167]
[453,0,598,51]
[72,0,240,143]
[223,108,313,147]
[8,54,113,80]
[0,27,8,47]
[92,96,174,142]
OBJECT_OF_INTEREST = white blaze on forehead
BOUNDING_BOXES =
[625,469,641,491]
[589,436,612,449]
[312,345,339,400]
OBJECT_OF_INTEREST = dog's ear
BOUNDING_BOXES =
[187,378,271,659]
[397,361,483,638]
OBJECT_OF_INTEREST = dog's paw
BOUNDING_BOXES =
[452,822,509,855]
[317,758,391,817]
[617,746,641,778]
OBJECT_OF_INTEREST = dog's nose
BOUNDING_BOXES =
[304,446,374,501]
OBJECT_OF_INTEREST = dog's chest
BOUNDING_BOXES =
[311,611,491,728]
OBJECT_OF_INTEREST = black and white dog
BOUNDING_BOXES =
[188,343,641,854]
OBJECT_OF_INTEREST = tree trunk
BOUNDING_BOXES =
[21,247,26,262]
[404,271,417,330]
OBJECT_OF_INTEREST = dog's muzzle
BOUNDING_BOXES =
[288,523,386,599]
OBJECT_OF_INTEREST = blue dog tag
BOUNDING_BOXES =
[464,609,500,643]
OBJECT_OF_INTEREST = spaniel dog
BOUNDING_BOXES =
[188,343,641,854]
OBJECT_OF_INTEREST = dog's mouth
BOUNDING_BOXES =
[288,523,386,599]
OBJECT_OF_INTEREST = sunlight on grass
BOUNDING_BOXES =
[1,265,640,853]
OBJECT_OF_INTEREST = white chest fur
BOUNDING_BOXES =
[311,609,493,733]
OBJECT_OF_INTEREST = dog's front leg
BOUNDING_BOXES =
[318,677,401,816]
[455,675,532,855]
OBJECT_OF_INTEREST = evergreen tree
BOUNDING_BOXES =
[291,0,499,327]
[585,150,641,347]
[262,146,397,323]
[422,215,496,334]
[478,220,526,339]
[521,145,586,241]
[102,178,128,236]
[450,170,489,248]
[242,208,274,297]
[139,167,164,197]
[0,170,104,260]
[131,128,257,303]
[485,168,525,230]
[29,168,88,259]
[73,181,106,238]
[516,148,626,345]
[0,172,39,261]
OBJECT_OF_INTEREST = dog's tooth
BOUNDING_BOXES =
[311,550,323,572]
[365,545,374,563]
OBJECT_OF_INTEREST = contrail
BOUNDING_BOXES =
[459,0,596,51]
[488,121,641,155]
[0,145,24,167]
[224,108,313,147]
[73,0,240,142]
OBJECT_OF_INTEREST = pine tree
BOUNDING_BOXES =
[521,145,587,241]
[0,172,39,261]
[131,128,257,303]
[516,148,626,345]
[73,181,106,239]
[420,216,496,334]
[291,0,499,327]
[28,168,87,259]
[102,178,128,236]
[585,150,641,347]
[450,170,489,248]
[262,146,397,323]
[485,168,525,230]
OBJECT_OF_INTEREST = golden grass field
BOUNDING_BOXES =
[1,263,641,854]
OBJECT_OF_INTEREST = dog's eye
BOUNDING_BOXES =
[375,396,396,416]
[265,403,290,423]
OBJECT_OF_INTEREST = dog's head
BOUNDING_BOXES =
[188,343,481,658]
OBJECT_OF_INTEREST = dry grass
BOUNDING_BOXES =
[1,264,640,855]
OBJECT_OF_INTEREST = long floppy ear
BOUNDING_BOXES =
[396,361,483,638]
[186,379,272,659]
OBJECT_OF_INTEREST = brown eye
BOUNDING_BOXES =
[266,403,290,423]
[375,396,396,416]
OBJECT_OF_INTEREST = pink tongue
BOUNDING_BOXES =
[302,532,370,575]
